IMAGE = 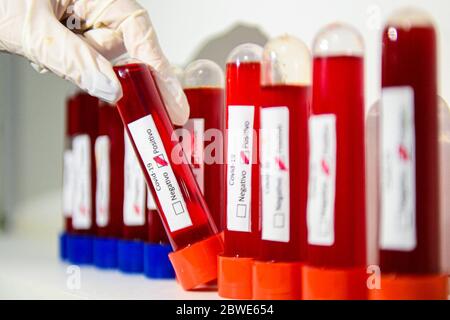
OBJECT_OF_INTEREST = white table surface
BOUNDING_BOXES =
[0,233,220,300]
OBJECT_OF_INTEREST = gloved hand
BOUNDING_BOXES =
[0,0,189,125]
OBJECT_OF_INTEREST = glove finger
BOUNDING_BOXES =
[72,0,189,124]
[30,62,49,74]
[27,16,122,103]
[82,28,127,62]
[119,11,189,125]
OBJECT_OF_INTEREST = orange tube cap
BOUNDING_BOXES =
[369,273,448,300]
[218,255,254,299]
[253,261,303,300]
[168,233,224,291]
[302,265,367,300]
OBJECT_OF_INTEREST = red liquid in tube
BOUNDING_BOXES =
[259,85,310,261]
[95,103,124,238]
[183,87,225,230]
[146,195,169,244]
[253,33,311,301]
[307,56,366,268]
[114,63,223,290]
[371,8,447,300]
[219,43,263,299]
[303,24,367,300]
[122,131,148,241]
[380,21,439,274]
[224,61,261,257]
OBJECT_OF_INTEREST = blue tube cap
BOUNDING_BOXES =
[67,234,94,265]
[143,243,175,279]
[117,239,144,274]
[59,232,69,261]
[93,237,118,269]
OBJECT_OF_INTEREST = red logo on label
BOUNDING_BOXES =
[275,157,288,171]
[79,206,87,215]
[321,159,330,176]
[153,155,168,167]
[240,151,250,165]
[398,145,410,162]
[133,204,141,216]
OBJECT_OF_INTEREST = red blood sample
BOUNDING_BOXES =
[379,13,440,274]
[224,60,261,258]
[307,55,366,269]
[259,85,310,261]
[218,44,262,299]
[303,24,367,300]
[114,62,222,289]
[95,102,124,238]
[70,92,99,236]
[113,62,219,251]
[182,59,225,230]
[252,35,312,300]
[146,182,168,244]
[302,24,367,299]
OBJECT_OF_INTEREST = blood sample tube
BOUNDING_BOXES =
[219,43,262,299]
[144,187,175,279]
[370,8,448,299]
[67,92,99,265]
[92,102,124,269]
[367,96,450,299]
[114,62,223,290]
[181,59,225,230]
[438,98,450,278]
[254,35,311,300]
[117,128,147,273]
[60,95,77,260]
[303,23,367,299]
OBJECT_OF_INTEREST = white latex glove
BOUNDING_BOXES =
[0,0,189,125]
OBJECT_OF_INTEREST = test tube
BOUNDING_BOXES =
[254,35,311,299]
[67,91,99,265]
[370,8,448,299]
[439,98,450,279]
[219,43,263,299]
[367,96,450,299]
[93,102,124,269]
[114,62,223,290]
[182,59,225,230]
[144,187,175,279]
[117,128,147,273]
[60,95,77,260]
[304,23,367,299]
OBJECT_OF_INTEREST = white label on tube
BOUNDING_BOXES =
[226,105,254,232]
[147,186,157,210]
[260,107,290,243]
[128,115,193,232]
[307,114,336,246]
[380,86,417,251]
[123,131,146,226]
[63,150,74,217]
[184,118,205,193]
[72,134,92,230]
[95,135,110,227]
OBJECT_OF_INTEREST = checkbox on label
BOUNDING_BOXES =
[273,213,285,228]
[236,204,247,218]
[172,201,185,215]
[154,154,168,168]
